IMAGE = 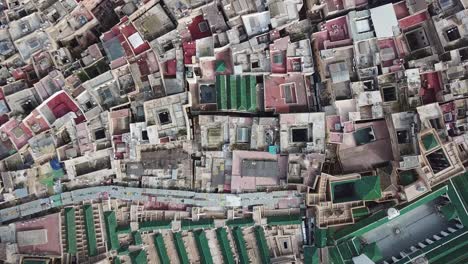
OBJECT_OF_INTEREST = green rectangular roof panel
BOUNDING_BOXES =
[314,227,328,248]
[104,211,120,250]
[362,242,382,262]
[228,75,237,110]
[130,250,147,264]
[448,173,468,226]
[303,246,319,264]
[180,219,214,230]
[82,204,98,256]
[247,75,257,111]
[422,133,439,151]
[331,176,381,203]
[216,75,228,110]
[65,207,77,254]
[194,230,214,264]
[232,227,250,264]
[154,233,170,264]
[173,232,190,264]
[226,218,254,227]
[355,176,381,201]
[132,231,143,245]
[425,230,468,264]
[337,243,354,262]
[266,214,302,226]
[351,207,370,219]
[238,76,247,110]
[138,220,172,232]
[216,60,226,72]
[328,246,345,264]
[254,226,271,264]
[216,228,235,264]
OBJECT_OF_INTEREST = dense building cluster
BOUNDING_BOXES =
[0,0,467,263]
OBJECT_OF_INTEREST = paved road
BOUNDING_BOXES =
[0,185,304,223]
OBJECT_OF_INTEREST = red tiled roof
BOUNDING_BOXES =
[183,41,196,64]
[398,11,428,30]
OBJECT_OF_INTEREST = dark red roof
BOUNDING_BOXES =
[188,15,212,40]
[45,92,85,124]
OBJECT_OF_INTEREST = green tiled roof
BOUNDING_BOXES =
[215,60,226,72]
[216,228,235,264]
[399,170,419,186]
[194,230,214,264]
[254,226,271,264]
[337,242,354,262]
[351,207,370,219]
[132,231,143,245]
[173,232,190,264]
[64,207,77,254]
[328,246,345,264]
[440,203,458,221]
[216,75,227,110]
[247,75,257,112]
[228,75,237,109]
[82,205,98,256]
[154,233,170,264]
[448,173,468,226]
[314,227,328,248]
[216,75,257,112]
[138,220,172,232]
[303,246,319,264]
[422,133,439,151]
[266,214,302,226]
[425,228,468,264]
[362,242,382,262]
[226,218,254,227]
[331,176,381,203]
[232,227,250,264]
[104,211,119,250]
[180,219,214,230]
[130,250,147,264]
